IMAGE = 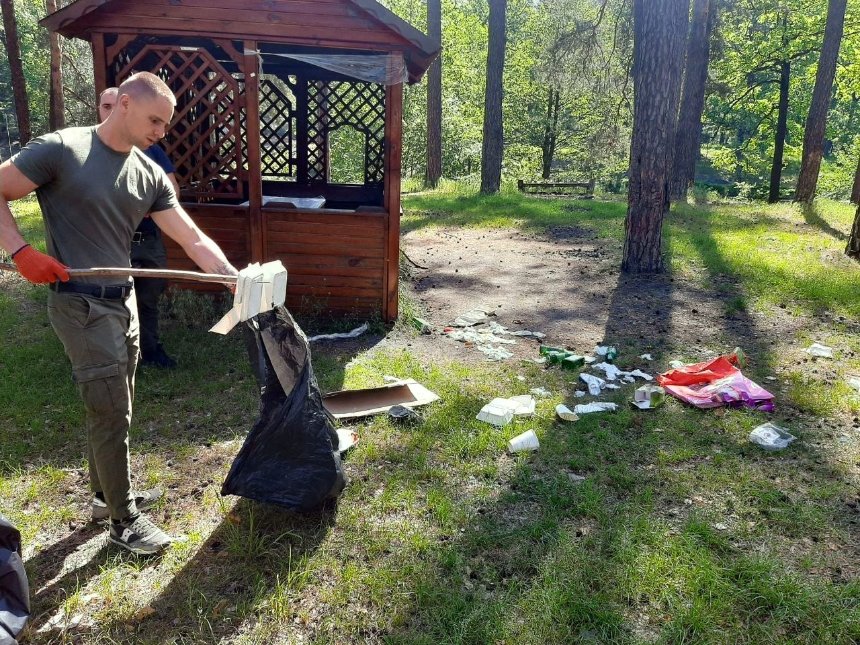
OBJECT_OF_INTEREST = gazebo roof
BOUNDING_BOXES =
[42,0,439,83]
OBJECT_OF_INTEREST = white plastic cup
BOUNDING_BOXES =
[508,430,540,453]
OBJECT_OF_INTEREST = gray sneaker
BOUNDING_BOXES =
[109,513,173,555]
[91,488,163,521]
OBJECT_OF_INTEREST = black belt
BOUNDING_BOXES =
[132,231,157,244]
[50,281,134,300]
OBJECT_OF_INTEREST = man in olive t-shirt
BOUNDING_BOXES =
[0,72,238,555]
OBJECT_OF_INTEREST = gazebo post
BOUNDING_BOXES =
[383,81,403,321]
[91,32,107,99]
[243,40,264,263]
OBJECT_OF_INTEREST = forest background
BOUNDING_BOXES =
[1,0,859,205]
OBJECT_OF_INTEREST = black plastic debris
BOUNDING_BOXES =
[221,307,346,510]
[0,514,29,645]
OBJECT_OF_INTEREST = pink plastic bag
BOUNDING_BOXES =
[657,355,774,411]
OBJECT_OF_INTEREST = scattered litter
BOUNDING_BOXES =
[621,376,635,384]
[323,379,440,419]
[848,376,860,392]
[412,317,432,334]
[574,390,586,398]
[308,322,369,342]
[749,422,796,450]
[508,430,539,453]
[574,402,618,414]
[476,345,514,361]
[446,328,516,345]
[388,405,419,422]
[336,429,359,453]
[657,354,774,411]
[580,373,606,396]
[669,360,686,369]
[567,473,586,484]
[640,353,653,361]
[593,362,623,380]
[713,522,728,531]
[517,374,526,381]
[530,387,552,398]
[628,369,653,381]
[765,376,778,381]
[477,398,520,426]
[383,375,401,384]
[531,357,548,365]
[632,384,666,410]
[805,342,833,358]
[509,395,536,416]
[584,355,596,364]
[594,345,618,360]
[555,404,579,421]
[605,383,621,390]
[453,308,491,327]
[489,321,545,338]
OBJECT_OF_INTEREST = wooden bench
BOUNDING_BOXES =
[517,179,595,198]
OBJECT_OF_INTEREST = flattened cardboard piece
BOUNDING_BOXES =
[322,379,439,419]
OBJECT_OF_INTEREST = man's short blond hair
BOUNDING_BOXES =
[118,72,176,107]
[99,87,118,100]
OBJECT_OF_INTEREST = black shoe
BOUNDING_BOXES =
[141,344,177,369]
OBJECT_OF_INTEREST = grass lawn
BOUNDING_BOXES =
[2,191,860,643]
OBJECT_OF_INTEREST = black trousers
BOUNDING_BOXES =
[130,231,167,356]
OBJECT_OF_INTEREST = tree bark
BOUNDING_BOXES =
[46,0,65,131]
[622,0,690,273]
[480,0,506,194]
[424,0,442,188]
[669,0,715,201]
[768,60,790,204]
[851,154,860,205]
[541,86,560,180]
[846,202,860,259]
[794,0,847,203]
[1,0,31,145]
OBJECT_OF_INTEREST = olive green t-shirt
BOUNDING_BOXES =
[12,126,178,285]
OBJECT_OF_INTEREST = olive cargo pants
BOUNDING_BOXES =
[47,289,140,521]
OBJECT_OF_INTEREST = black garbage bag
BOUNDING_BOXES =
[221,306,346,510]
[0,514,29,645]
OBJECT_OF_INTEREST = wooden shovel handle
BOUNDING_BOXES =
[0,262,237,285]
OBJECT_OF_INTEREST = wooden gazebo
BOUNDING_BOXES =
[42,0,439,321]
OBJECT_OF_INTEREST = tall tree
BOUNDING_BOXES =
[768,58,790,203]
[669,0,715,201]
[1,0,31,145]
[424,0,442,188]
[45,0,65,130]
[622,0,689,273]
[480,0,506,194]
[794,0,847,203]
[852,155,860,204]
[847,201,860,259]
[540,86,561,179]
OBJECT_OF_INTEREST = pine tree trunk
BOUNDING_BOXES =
[851,154,860,204]
[1,0,31,145]
[768,60,790,204]
[846,202,860,259]
[424,0,442,189]
[46,0,65,131]
[669,0,715,201]
[794,0,847,203]
[480,0,506,194]
[541,87,560,180]
[622,0,690,274]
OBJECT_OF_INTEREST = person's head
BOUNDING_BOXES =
[111,72,177,149]
[98,87,118,123]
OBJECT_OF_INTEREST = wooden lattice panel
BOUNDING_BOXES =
[112,44,245,200]
[307,80,385,184]
[259,76,297,179]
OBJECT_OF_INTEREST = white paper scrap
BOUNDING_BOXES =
[574,402,618,414]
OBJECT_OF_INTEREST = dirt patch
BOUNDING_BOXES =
[396,225,783,366]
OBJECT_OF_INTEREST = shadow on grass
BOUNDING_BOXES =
[801,203,848,242]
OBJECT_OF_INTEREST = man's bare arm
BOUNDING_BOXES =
[166,172,180,196]
[150,206,237,276]
[0,160,38,254]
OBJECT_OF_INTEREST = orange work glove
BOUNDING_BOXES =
[12,244,70,284]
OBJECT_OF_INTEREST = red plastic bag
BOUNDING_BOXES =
[657,354,774,411]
